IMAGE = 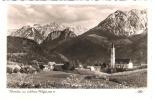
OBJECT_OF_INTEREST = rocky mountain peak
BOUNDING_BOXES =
[45,27,76,42]
[97,9,147,36]
[8,22,87,44]
[10,25,44,44]
[60,28,77,40]
[114,10,127,15]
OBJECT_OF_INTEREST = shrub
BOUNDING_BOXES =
[35,67,41,72]
[106,68,112,74]
[39,65,45,70]
[62,62,75,70]
[13,67,20,73]
[53,65,63,71]
[26,67,33,74]
[62,62,70,70]
[84,75,96,80]
[116,68,124,72]
[20,67,29,73]
[28,67,36,74]
[20,66,37,74]
[7,67,13,74]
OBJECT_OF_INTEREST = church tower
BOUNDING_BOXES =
[111,43,115,68]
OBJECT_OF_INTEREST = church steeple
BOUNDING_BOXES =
[111,43,114,48]
[111,43,115,68]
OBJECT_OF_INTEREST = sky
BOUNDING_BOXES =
[7,4,147,29]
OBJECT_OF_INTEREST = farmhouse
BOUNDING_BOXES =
[43,61,64,71]
[87,66,101,71]
[48,62,56,70]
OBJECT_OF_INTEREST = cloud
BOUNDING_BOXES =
[7,4,147,29]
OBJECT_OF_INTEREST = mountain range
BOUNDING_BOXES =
[7,9,147,65]
[8,22,88,44]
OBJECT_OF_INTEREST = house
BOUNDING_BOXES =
[87,66,101,71]
[115,59,133,69]
[43,65,50,71]
[48,62,56,70]
[53,63,64,71]
[87,66,95,71]
[42,62,56,71]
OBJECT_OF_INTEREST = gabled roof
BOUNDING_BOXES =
[115,59,131,64]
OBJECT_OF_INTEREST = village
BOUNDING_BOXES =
[7,43,147,75]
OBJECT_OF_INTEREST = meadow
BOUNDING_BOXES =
[7,69,147,89]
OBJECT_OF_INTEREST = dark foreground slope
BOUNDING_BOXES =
[7,36,49,64]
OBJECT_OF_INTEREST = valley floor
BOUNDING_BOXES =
[7,69,147,89]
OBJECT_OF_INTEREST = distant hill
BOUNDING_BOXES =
[7,36,48,64]
[7,36,72,64]
[7,36,42,53]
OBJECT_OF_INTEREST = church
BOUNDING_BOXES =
[110,43,133,69]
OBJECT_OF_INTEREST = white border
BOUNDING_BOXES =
[0,0,155,100]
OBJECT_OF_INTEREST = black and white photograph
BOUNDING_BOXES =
[6,4,147,89]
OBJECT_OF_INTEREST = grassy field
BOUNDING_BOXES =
[109,69,147,88]
[7,69,147,89]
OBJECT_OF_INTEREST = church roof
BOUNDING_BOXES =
[115,59,131,64]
